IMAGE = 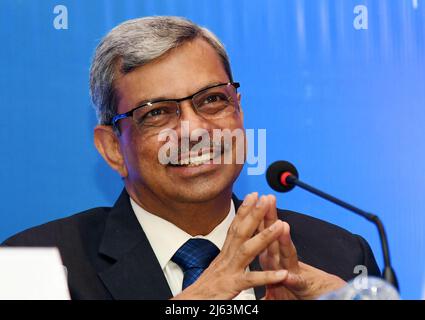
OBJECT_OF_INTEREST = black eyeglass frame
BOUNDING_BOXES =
[110,82,240,131]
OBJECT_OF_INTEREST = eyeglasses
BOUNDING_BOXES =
[111,82,240,132]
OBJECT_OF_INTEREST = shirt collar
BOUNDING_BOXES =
[130,197,235,270]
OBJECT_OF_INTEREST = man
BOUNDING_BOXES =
[2,16,380,300]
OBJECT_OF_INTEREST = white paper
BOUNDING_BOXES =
[0,247,70,300]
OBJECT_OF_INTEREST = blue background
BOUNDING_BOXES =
[1,0,424,299]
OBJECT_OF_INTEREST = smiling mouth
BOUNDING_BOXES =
[169,149,223,167]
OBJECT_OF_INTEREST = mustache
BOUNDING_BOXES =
[178,139,226,153]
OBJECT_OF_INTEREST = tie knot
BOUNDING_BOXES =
[171,238,219,272]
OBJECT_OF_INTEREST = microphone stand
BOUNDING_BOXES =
[285,174,399,291]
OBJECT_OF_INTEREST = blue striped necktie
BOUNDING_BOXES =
[171,238,220,290]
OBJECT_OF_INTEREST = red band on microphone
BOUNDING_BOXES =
[280,172,293,187]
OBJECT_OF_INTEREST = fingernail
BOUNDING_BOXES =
[275,270,287,279]
[242,194,252,206]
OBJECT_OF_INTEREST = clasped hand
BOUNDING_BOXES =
[174,193,346,300]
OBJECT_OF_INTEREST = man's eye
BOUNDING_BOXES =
[145,108,166,118]
[137,107,169,125]
[203,94,226,104]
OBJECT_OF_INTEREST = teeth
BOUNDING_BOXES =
[182,153,213,167]
[169,149,222,167]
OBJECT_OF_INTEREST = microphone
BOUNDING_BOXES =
[266,160,399,290]
[318,276,400,300]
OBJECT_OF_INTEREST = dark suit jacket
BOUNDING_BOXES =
[2,189,380,300]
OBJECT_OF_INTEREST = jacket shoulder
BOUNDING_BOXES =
[278,209,381,280]
[2,207,111,247]
[280,208,357,240]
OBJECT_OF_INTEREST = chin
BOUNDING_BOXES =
[169,185,228,203]
[164,174,237,204]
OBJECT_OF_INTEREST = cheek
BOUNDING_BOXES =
[218,112,244,131]
[121,130,162,171]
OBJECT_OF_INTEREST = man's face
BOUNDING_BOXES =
[113,38,244,204]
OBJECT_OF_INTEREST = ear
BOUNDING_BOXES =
[94,125,128,178]
[237,92,244,124]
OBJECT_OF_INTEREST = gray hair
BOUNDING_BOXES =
[89,16,233,125]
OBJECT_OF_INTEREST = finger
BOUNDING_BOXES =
[257,195,279,270]
[233,195,271,242]
[257,220,265,233]
[222,192,258,253]
[259,249,278,271]
[278,222,299,271]
[234,219,285,268]
[264,195,280,269]
[225,195,270,255]
[264,195,278,228]
[237,192,258,218]
[259,250,271,270]
[232,192,258,226]
[259,250,267,267]
[238,269,289,291]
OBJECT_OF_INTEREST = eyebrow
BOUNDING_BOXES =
[131,81,226,109]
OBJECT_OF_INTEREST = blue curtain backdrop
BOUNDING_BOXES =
[0,0,424,299]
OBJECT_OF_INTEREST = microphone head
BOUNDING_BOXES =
[266,160,299,193]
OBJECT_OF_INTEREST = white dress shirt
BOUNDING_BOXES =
[130,197,256,300]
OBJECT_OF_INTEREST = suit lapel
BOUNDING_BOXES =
[98,189,172,299]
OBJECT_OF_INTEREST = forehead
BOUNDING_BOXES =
[114,38,230,114]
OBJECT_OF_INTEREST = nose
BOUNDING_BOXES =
[177,99,212,131]
[174,100,213,147]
